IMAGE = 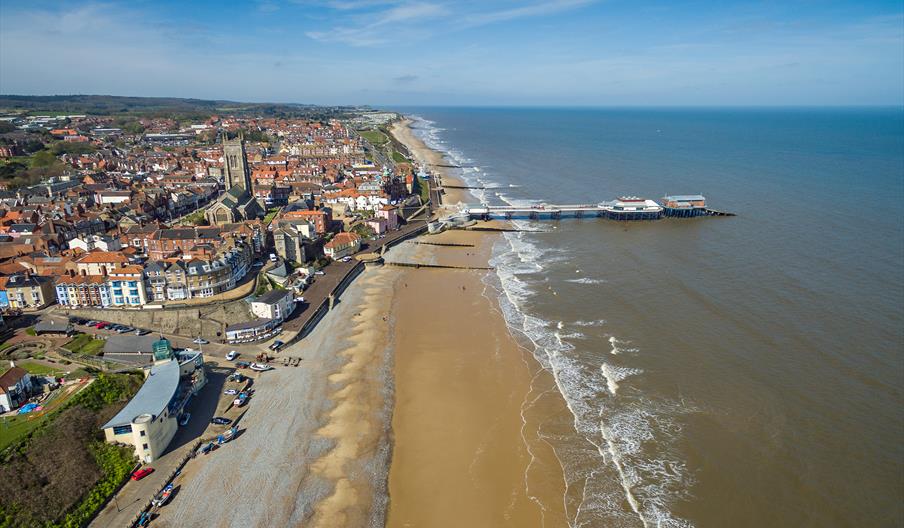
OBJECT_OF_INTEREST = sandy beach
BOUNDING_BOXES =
[385,119,571,527]
[152,118,571,528]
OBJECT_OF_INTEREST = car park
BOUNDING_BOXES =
[131,467,154,480]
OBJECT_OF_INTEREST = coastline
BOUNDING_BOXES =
[385,118,571,526]
[152,116,572,528]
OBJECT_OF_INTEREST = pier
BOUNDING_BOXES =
[447,195,734,224]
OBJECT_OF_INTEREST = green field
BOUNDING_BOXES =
[0,379,85,451]
[392,150,410,163]
[360,129,389,146]
[0,361,66,377]
[63,334,106,355]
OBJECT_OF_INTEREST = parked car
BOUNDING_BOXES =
[314,270,325,276]
[225,350,238,361]
[116,326,134,334]
[131,467,155,481]
[94,322,109,329]
[211,417,232,425]
[135,329,150,336]
[224,388,238,395]
[269,253,277,262]
[84,320,98,327]
[70,317,87,325]
[178,413,191,426]
[193,337,209,345]
[268,340,284,351]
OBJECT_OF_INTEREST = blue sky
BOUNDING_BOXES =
[0,0,902,106]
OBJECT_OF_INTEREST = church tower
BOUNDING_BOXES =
[222,133,251,191]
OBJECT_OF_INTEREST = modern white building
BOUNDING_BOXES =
[101,339,206,463]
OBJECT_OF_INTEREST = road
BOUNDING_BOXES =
[280,218,427,338]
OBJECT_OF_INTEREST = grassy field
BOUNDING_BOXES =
[392,150,410,163]
[0,361,66,377]
[63,334,106,355]
[0,379,88,452]
[360,129,389,146]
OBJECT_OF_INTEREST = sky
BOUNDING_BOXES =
[0,0,902,106]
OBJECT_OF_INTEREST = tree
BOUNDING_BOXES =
[30,150,58,168]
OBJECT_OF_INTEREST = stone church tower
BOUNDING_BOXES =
[222,133,251,191]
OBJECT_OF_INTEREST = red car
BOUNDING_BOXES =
[94,322,109,329]
[131,467,154,481]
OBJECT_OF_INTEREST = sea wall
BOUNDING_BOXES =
[63,300,253,339]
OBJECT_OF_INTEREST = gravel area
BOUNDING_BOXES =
[152,278,369,528]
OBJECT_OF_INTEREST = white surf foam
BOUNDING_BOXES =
[566,277,608,285]
[409,113,695,528]
[601,363,643,396]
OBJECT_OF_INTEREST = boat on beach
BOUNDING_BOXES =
[249,362,273,372]
[152,483,174,507]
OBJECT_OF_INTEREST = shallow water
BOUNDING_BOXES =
[405,107,904,527]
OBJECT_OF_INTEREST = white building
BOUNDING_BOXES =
[101,340,206,463]
[250,289,295,323]
[68,234,122,252]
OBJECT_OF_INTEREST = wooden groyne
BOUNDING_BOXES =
[455,226,527,232]
[385,262,494,271]
[414,241,476,247]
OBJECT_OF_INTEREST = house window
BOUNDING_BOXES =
[140,430,146,436]
[142,443,149,450]
[112,425,132,435]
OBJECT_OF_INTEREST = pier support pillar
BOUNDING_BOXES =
[328,294,336,310]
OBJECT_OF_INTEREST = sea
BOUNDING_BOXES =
[403,107,904,528]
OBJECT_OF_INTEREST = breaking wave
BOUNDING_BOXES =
[409,114,695,528]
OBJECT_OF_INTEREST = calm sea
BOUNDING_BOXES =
[404,107,904,527]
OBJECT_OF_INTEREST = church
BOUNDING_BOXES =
[206,133,265,225]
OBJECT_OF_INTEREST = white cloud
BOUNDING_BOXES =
[306,0,596,46]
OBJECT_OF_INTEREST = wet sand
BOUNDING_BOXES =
[386,120,571,527]
[389,118,470,208]
[154,118,572,528]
